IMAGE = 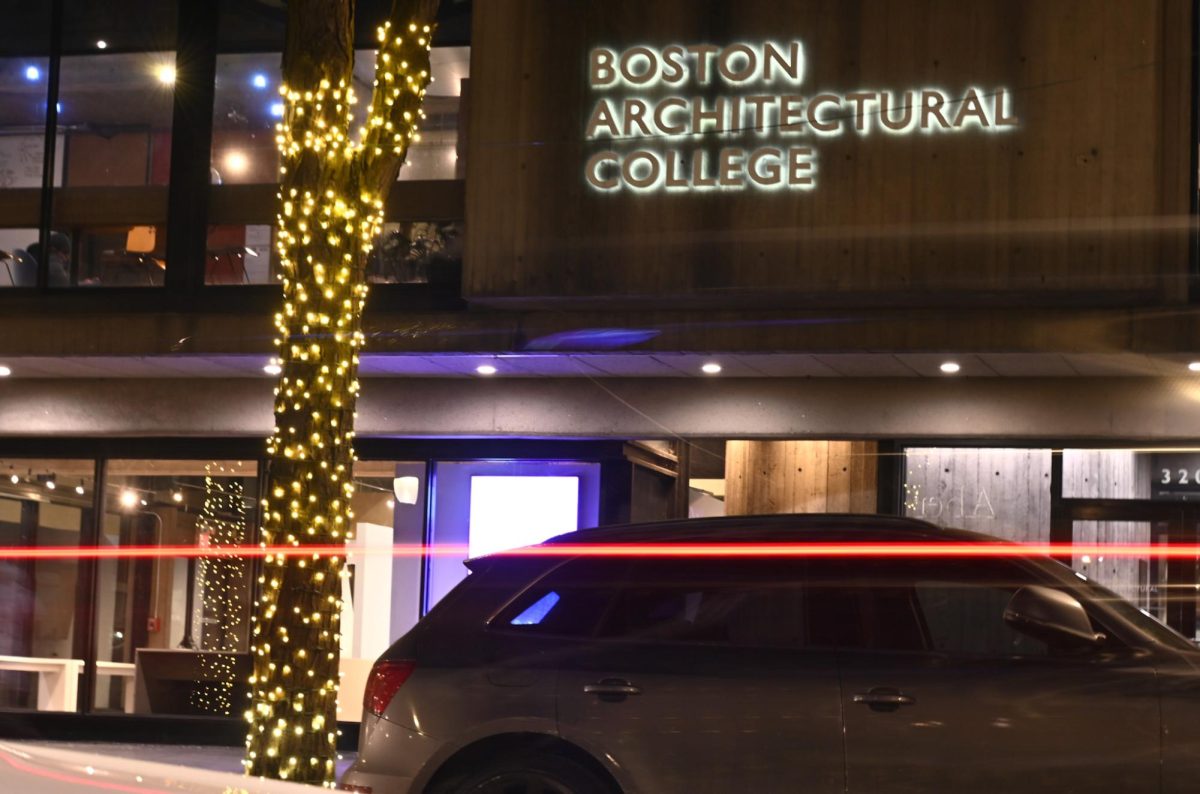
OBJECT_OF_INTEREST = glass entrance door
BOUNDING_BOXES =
[1060,500,1199,641]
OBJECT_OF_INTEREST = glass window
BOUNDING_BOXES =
[598,560,808,649]
[0,458,94,711]
[424,461,601,614]
[494,558,628,638]
[343,461,427,655]
[97,460,256,715]
[915,582,1048,657]
[0,229,42,287]
[904,447,1052,542]
[50,0,179,288]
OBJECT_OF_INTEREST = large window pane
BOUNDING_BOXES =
[0,458,94,712]
[904,447,1052,542]
[97,460,257,715]
[50,0,179,288]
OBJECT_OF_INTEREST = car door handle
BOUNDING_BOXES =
[583,679,641,701]
[852,688,915,712]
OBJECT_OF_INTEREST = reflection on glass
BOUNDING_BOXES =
[97,460,257,715]
[0,229,43,287]
[0,57,52,191]
[51,51,176,287]
[0,458,93,711]
[209,47,468,186]
[204,220,463,286]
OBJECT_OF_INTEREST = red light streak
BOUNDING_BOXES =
[0,542,1199,560]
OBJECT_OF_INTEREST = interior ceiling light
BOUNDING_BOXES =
[224,150,249,175]
[75,481,86,495]
[0,365,11,377]
[155,64,176,85]
[701,362,722,375]
[119,489,138,509]
[475,364,497,376]
[23,65,40,81]
[172,491,184,502]
[269,102,284,118]
[95,40,108,50]
[1189,362,1200,372]
[263,362,282,376]
[939,361,961,374]
[251,73,268,89]
[45,477,56,490]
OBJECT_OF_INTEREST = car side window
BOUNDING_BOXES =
[598,559,808,649]
[491,558,629,637]
[914,581,1049,657]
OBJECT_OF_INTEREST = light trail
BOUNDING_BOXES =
[0,542,1198,560]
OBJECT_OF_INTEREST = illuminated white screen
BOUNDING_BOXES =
[468,475,580,558]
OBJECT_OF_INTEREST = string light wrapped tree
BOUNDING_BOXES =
[245,0,440,784]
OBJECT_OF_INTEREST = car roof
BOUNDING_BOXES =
[542,513,1003,546]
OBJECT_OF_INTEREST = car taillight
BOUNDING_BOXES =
[364,659,415,718]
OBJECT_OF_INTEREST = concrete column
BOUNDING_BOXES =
[724,440,878,516]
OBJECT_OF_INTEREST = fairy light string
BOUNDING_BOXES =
[244,10,436,786]
[192,464,249,716]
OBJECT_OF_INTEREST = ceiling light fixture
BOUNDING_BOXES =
[264,362,282,375]
[269,102,285,118]
[119,489,138,509]
[224,150,249,175]
[0,365,11,377]
[1189,362,1200,372]
[939,361,961,374]
[24,65,40,81]
[251,73,268,89]
[701,362,722,375]
[75,481,86,496]
[45,477,56,490]
[8,468,18,485]
[155,64,176,85]
[475,364,497,376]
[95,40,108,50]
[172,491,184,503]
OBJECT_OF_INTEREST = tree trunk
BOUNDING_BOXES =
[245,0,439,784]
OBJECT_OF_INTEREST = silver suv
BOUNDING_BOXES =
[340,515,1200,794]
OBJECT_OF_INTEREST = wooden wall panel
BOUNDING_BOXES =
[466,0,1193,307]
[724,439,878,515]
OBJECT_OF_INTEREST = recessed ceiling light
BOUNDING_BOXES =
[172,491,183,503]
[475,364,497,376]
[939,361,961,374]
[1189,361,1200,372]
[119,489,138,509]
[224,150,249,174]
[95,39,108,50]
[0,365,10,377]
[155,64,176,85]
[269,101,285,118]
[24,65,40,81]
[251,73,268,89]
[701,362,722,375]
[263,362,282,375]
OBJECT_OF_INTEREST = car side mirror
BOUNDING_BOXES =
[1003,585,1106,649]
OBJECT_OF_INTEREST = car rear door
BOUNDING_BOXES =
[826,558,1161,794]
[547,558,844,794]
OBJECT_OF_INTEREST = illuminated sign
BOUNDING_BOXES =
[584,41,1018,192]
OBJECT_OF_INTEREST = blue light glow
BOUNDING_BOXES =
[252,73,268,89]
[510,591,561,625]
[269,102,284,118]
[24,65,40,81]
